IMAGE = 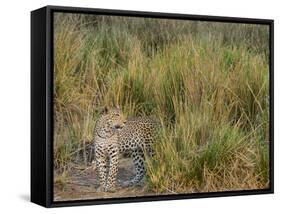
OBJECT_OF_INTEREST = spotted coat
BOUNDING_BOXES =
[93,107,159,192]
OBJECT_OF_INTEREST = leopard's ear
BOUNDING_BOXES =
[101,106,109,114]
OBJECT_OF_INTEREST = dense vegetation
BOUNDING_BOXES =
[53,13,270,194]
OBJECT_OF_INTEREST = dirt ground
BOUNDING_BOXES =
[54,158,158,201]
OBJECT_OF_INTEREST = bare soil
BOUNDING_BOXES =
[54,158,157,201]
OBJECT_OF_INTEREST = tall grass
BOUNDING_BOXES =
[53,13,270,193]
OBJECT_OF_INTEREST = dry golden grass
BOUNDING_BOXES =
[53,13,270,196]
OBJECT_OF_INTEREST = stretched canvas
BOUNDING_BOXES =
[31,6,274,207]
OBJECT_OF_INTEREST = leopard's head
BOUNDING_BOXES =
[101,106,126,129]
[95,106,126,138]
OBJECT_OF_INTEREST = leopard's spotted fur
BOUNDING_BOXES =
[93,107,159,192]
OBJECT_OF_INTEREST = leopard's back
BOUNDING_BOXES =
[118,116,160,153]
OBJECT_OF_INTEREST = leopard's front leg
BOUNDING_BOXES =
[95,144,107,191]
[105,146,119,192]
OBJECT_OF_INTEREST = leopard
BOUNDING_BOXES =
[93,106,159,192]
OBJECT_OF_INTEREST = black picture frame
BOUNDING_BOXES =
[31,5,274,208]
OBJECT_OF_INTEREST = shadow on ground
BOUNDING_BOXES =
[18,194,30,202]
[54,158,157,201]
